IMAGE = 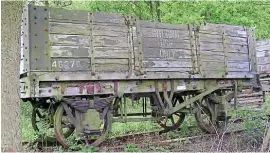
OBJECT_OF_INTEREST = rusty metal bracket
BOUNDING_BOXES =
[221,25,228,77]
[194,24,204,77]
[188,24,198,74]
[89,12,95,75]
[125,15,133,78]
[135,17,144,75]
[247,28,257,72]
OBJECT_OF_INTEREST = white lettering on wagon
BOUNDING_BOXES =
[51,60,82,69]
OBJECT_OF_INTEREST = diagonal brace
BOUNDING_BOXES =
[168,85,226,115]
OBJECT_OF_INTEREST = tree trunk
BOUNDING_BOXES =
[1,1,23,152]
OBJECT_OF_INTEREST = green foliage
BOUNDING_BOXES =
[67,1,270,40]
[265,95,270,115]
[124,143,140,152]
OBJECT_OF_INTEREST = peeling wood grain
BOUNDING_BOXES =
[202,61,225,71]
[95,47,129,58]
[93,12,125,24]
[200,42,248,53]
[200,54,224,62]
[199,23,247,37]
[50,34,90,46]
[49,22,90,35]
[96,64,129,72]
[93,25,128,37]
[257,56,270,65]
[49,8,88,23]
[199,33,247,45]
[143,48,192,59]
[257,50,270,57]
[143,37,190,49]
[258,64,270,73]
[227,52,249,61]
[94,36,128,47]
[227,61,250,72]
[141,28,190,39]
[140,20,188,30]
[95,58,128,65]
[143,60,192,68]
[50,46,90,57]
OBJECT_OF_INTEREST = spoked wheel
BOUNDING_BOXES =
[54,103,112,148]
[194,99,222,134]
[31,106,56,141]
[157,95,186,131]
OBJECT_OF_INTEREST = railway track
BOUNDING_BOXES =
[23,115,269,152]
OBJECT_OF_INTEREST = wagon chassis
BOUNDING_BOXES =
[26,78,254,148]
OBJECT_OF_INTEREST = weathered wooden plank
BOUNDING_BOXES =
[93,12,125,24]
[257,50,270,57]
[141,28,190,39]
[143,37,190,49]
[200,42,223,52]
[93,25,128,37]
[200,42,248,53]
[49,22,90,35]
[49,8,88,23]
[50,46,89,57]
[96,64,129,72]
[143,60,192,68]
[93,36,128,47]
[202,61,225,71]
[258,64,270,73]
[51,58,90,71]
[199,23,247,37]
[256,39,270,47]
[199,33,247,45]
[94,47,129,58]
[256,45,270,52]
[95,58,129,65]
[143,48,192,59]
[227,61,250,72]
[227,53,249,61]
[139,20,188,30]
[49,34,90,46]
[144,67,191,72]
[200,54,224,62]
[95,58,129,72]
[227,44,248,53]
[257,56,270,65]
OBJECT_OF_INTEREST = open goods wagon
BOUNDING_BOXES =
[19,5,260,148]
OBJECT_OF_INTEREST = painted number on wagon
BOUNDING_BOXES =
[52,60,81,69]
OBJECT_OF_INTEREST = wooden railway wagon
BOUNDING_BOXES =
[19,5,260,148]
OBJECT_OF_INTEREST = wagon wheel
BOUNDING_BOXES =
[32,105,75,142]
[157,95,186,131]
[194,99,220,134]
[31,106,56,141]
[54,103,112,148]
